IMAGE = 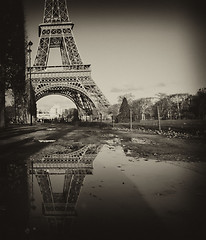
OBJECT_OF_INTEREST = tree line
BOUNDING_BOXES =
[109,88,206,123]
[0,0,35,127]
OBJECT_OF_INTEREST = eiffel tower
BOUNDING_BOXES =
[31,0,110,117]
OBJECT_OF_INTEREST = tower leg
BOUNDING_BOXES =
[34,38,50,68]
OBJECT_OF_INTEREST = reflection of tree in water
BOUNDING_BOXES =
[0,162,29,239]
[29,143,101,236]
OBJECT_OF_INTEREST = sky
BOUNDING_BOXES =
[23,0,206,108]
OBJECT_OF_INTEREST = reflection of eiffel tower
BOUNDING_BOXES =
[30,144,101,232]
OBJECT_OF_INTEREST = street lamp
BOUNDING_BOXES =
[28,41,33,126]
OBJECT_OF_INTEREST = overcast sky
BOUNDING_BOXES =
[23,0,206,108]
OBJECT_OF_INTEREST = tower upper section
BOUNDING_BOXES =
[43,0,70,23]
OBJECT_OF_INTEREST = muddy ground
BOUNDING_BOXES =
[0,122,205,163]
[114,129,206,162]
[0,123,206,240]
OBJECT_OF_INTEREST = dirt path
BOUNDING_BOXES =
[0,123,205,163]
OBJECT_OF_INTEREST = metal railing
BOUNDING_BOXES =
[30,64,91,72]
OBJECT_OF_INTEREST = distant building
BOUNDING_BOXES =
[49,104,63,119]
[37,104,64,121]
[37,110,50,120]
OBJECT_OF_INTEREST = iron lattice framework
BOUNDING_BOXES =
[31,0,110,116]
[30,144,101,231]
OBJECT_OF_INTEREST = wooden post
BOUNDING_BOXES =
[130,108,132,131]
[157,106,161,131]
[112,115,114,128]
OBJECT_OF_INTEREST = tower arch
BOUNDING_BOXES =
[35,84,95,115]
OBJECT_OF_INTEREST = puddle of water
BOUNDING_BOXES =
[131,137,152,144]
[1,137,205,239]
[27,141,206,239]
[38,139,56,143]
[47,128,56,131]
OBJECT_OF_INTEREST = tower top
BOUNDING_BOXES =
[43,0,70,23]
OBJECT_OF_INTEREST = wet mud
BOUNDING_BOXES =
[0,124,206,240]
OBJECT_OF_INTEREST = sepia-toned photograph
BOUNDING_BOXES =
[0,0,206,239]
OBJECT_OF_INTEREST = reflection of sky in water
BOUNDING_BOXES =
[29,143,206,239]
[50,175,64,193]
